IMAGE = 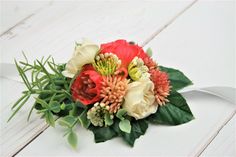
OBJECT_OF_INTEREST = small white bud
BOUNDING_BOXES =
[91,107,96,112]
[100,54,104,59]
[138,58,144,65]
[104,53,109,58]
[94,102,99,106]
[96,55,100,61]
[117,60,121,65]
[100,102,106,107]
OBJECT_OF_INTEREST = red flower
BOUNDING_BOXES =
[150,69,171,105]
[71,65,102,105]
[100,40,146,68]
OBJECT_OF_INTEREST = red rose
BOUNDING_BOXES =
[100,40,146,68]
[71,65,102,105]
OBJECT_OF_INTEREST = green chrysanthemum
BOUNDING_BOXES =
[93,53,121,76]
[128,57,150,81]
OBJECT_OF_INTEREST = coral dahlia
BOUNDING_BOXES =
[150,69,171,105]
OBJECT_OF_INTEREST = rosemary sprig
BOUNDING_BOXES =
[8,55,71,126]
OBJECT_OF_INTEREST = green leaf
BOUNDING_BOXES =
[14,60,31,90]
[146,47,153,57]
[9,56,70,122]
[69,103,78,116]
[58,115,77,128]
[45,111,55,127]
[27,102,36,121]
[75,101,87,109]
[159,66,192,90]
[78,109,90,129]
[104,112,113,126]
[119,119,131,133]
[47,61,61,76]
[116,109,127,120]
[148,90,194,125]
[49,101,61,113]
[89,125,117,143]
[113,119,148,147]
[60,103,66,110]
[11,94,28,109]
[34,97,49,109]
[36,59,53,83]
[7,94,30,122]
[67,131,77,149]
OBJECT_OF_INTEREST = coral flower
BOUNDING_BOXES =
[71,65,102,105]
[142,55,158,71]
[100,40,146,68]
[150,69,171,105]
[100,76,129,113]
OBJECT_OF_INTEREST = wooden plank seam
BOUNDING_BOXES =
[195,110,236,157]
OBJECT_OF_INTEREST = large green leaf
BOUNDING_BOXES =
[89,126,117,143]
[148,90,194,125]
[113,119,148,147]
[159,66,192,90]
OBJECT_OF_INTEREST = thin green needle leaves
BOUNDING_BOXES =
[9,56,70,124]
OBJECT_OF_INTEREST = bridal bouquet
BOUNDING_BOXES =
[9,39,194,148]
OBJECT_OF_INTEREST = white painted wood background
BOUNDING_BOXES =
[0,0,235,156]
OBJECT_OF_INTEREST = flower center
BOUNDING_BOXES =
[93,53,121,76]
[78,75,96,99]
[128,57,150,81]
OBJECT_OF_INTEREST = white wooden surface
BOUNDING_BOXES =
[144,1,236,155]
[0,1,51,35]
[144,0,236,88]
[201,115,236,157]
[0,78,48,157]
[0,0,235,156]
[1,1,193,64]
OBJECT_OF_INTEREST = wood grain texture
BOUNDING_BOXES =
[0,78,47,157]
[143,1,236,156]
[200,115,236,157]
[0,1,52,35]
[1,1,193,64]
[143,0,236,88]
[0,1,195,156]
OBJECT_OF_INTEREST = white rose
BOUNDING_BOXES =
[123,80,157,120]
[62,40,99,78]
